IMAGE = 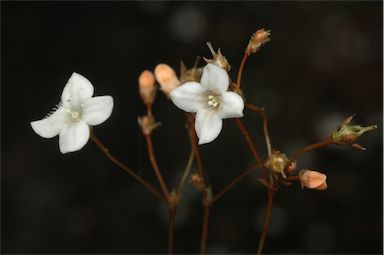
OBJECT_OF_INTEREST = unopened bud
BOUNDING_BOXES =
[247,29,271,54]
[265,150,289,178]
[138,115,161,135]
[331,115,377,150]
[299,170,327,190]
[190,173,205,191]
[138,70,156,105]
[203,42,231,71]
[154,64,180,96]
[286,160,297,174]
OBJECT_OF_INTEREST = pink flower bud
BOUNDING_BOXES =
[138,70,156,105]
[299,170,327,190]
[154,64,180,96]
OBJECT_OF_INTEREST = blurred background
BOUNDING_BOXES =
[2,1,383,254]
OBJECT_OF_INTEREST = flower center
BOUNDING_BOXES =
[207,94,220,108]
[65,106,83,123]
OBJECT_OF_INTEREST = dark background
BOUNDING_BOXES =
[2,1,383,254]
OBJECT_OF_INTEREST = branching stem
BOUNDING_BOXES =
[289,136,335,164]
[90,131,166,202]
[145,134,170,200]
[212,163,259,203]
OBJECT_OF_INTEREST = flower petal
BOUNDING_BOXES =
[82,96,114,126]
[30,107,67,138]
[170,81,206,113]
[59,121,90,154]
[195,110,223,145]
[61,72,94,108]
[218,92,244,119]
[200,64,229,94]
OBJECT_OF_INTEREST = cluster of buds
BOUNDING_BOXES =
[264,151,327,191]
[246,28,271,55]
[332,114,377,150]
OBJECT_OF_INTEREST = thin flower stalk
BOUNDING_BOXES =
[234,118,264,169]
[246,103,272,157]
[176,149,195,195]
[90,131,166,202]
[144,134,170,200]
[168,207,177,255]
[257,188,276,255]
[200,204,211,255]
[289,136,335,164]
[212,163,260,203]
[236,52,249,89]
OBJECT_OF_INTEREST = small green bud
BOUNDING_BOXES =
[331,115,377,150]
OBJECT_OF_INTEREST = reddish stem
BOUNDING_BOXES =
[90,131,165,202]
[236,52,250,88]
[212,163,259,203]
[145,134,170,199]
[234,118,264,169]
[257,189,276,254]
[168,207,177,255]
[289,137,335,163]
[200,204,210,255]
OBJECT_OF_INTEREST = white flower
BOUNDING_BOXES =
[30,73,114,154]
[170,64,244,145]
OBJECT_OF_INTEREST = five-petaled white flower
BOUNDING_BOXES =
[30,73,114,154]
[170,64,244,145]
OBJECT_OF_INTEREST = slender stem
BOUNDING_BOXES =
[234,118,264,168]
[168,207,177,255]
[176,149,195,195]
[185,113,211,255]
[257,189,276,255]
[200,204,210,255]
[212,163,259,203]
[90,131,166,202]
[145,134,170,199]
[186,113,205,183]
[289,136,335,163]
[245,104,272,157]
[284,175,300,182]
[236,52,250,88]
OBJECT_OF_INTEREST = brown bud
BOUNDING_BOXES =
[247,29,271,54]
[203,42,231,71]
[138,70,156,105]
[265,150,289,177]
[154,64,180,96]
[286,160,297,174]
